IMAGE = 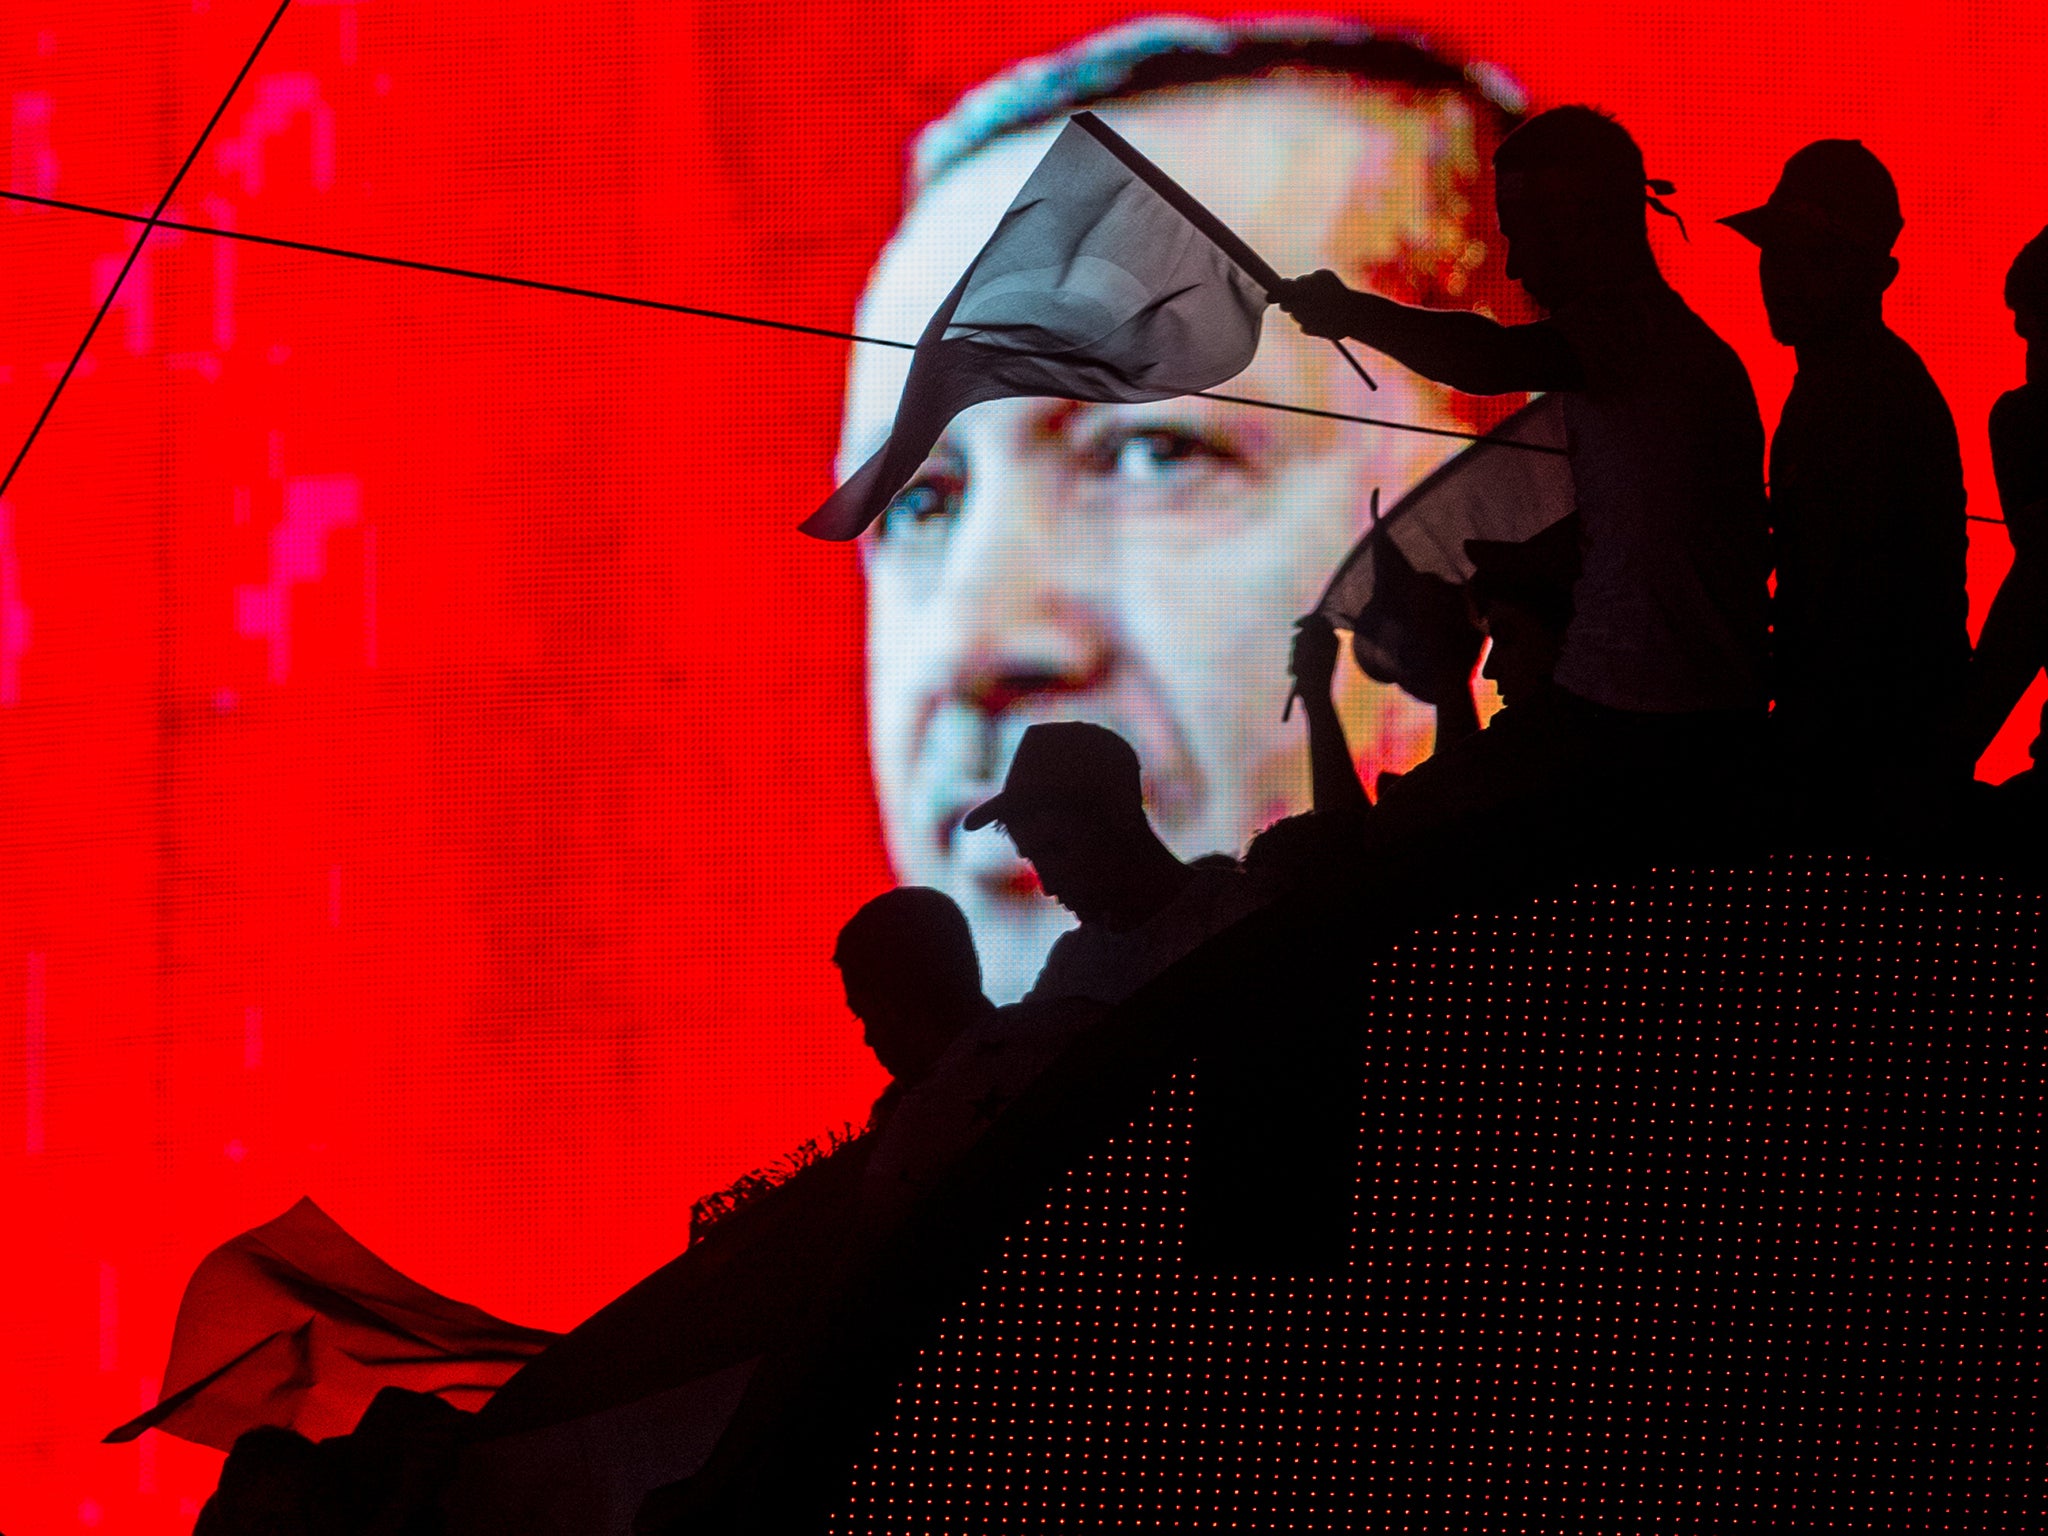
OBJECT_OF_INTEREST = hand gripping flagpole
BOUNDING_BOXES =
[1070,111,1378,393]
[1281,487,1379,724]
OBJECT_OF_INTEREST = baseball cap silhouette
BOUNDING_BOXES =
[962,722,1144,833]
[1720,139,1902,255]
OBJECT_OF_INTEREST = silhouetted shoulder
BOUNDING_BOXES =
[1991,385,2048,555]
[1546,278,1771,715]
[1991,385,2042,443]
[1549,280,1756,413]
[1868,327,1963,447]
[1024,865,1263,1007]
[859,994,1109,1216]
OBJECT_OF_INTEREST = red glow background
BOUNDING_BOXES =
[2,1,2045,1529]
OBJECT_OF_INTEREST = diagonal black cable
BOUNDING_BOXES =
[1,187,913,351]
[9,183,2019,517]
[0,0,295,503]
[0,184,1568,457]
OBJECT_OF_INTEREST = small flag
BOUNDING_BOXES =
[802,113,1271,541]
[1317,394,1575,704]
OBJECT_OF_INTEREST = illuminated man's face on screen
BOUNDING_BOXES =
[847,81,1493,999]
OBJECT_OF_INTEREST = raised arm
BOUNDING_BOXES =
[1289,615,1370,822]
[1274,270,1585,397]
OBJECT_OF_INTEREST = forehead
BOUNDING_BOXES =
[1493,165,1598,227]
[847,81,1468,426]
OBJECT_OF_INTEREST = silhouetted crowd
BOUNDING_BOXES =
[1269,114,2047,869]
[186,105,2048,1536]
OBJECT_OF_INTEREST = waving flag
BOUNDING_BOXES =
[105,1198,557,1450]
[1317,394,1575,704]
[802,112,1272,541]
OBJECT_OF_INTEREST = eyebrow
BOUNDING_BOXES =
[848,378,1502,494]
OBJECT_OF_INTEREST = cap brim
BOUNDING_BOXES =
[960,795,1006,833]
[1718,205,1777,247]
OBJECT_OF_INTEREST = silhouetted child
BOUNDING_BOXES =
[1276,106,1772,826]
[1964,225,2048,793]
[1721,141,1971,830]
[961,722,1265,1006]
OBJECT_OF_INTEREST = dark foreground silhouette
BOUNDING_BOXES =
[637,844,2048,1536]
[172,753,2048,1536]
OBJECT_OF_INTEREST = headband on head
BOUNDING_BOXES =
[1645,177,1688,242]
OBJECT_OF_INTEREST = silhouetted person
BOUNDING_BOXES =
[832,884,1101,1225]
[831,886,994,1125]
[1721,141,1971,829]
[1963,224,2048,788]
[962,722,1265,1006]
[1275,106,1772,831]
[1258,523,1581,883]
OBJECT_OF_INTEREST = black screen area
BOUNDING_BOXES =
[830,857,2045,1533]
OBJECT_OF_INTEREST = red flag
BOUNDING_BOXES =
[105,1198,556,1449]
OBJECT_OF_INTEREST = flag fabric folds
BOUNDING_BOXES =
[1316,395,1575,705]
[801,115,1270,541]
[105,1197,558,1450]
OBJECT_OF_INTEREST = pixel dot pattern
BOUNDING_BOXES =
[829,854,2044,1532]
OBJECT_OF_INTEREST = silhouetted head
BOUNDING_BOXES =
[963,722,1174,926]
[1467,524,1577,712]
[833,886,987,1084]
[2008,225,2048,388]
[1492,106,1658,310]
[1722,141,1902,348]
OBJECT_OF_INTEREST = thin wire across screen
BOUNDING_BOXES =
[3,1,2046,1530]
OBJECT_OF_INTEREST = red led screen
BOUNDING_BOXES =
[2,0,2045,1529]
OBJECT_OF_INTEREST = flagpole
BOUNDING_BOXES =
[1071,111,1377,391]
[1283,490,1379,723]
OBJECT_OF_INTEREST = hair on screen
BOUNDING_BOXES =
[912,13,1528,189]
[904,13,1535,434]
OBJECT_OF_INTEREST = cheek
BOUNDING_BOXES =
[864,581,943,803]
[1762,262,1821,313]
[1111,494,1327,768]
